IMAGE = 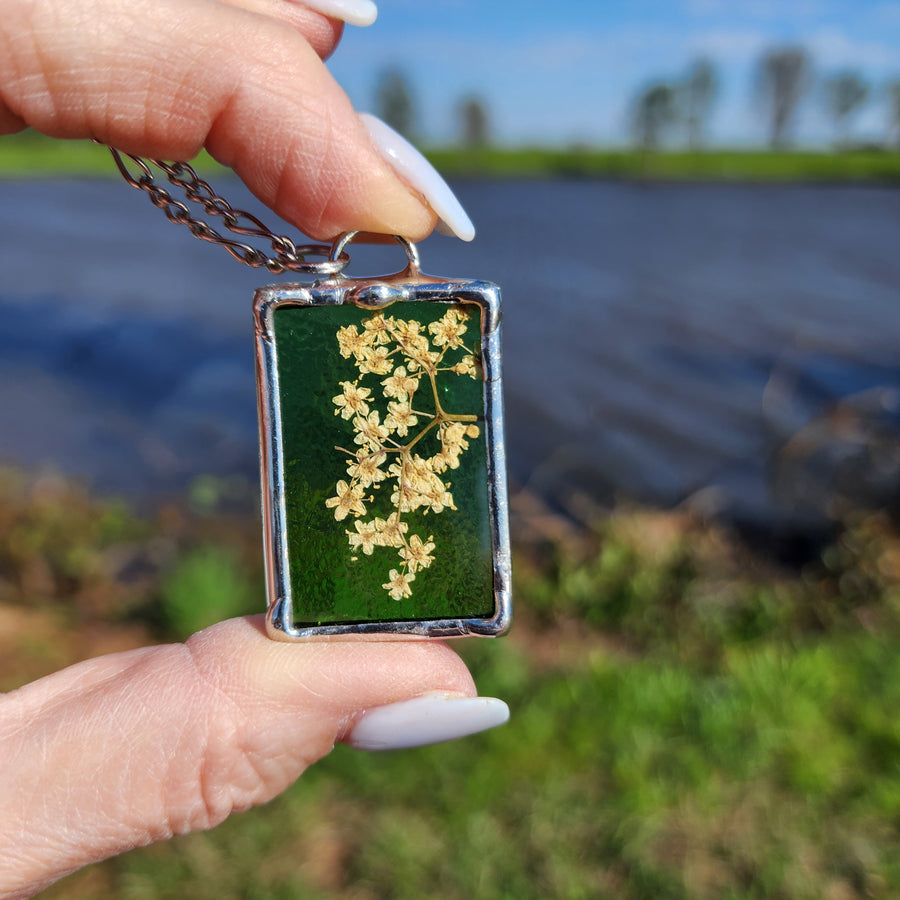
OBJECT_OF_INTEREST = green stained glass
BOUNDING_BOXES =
[272,301,495,627]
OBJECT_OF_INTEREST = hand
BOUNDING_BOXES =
[0,618,507,897]
[0,0,474,241]
[0,2,495,896]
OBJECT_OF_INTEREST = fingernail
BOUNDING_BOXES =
[347,693,509,751]
[300,0,377,26]
[360,113,476,242]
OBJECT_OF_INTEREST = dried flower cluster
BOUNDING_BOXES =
[326,307,481,599]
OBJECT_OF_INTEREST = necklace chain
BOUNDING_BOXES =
[105,145,349,276]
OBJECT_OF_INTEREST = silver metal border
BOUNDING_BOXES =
[254,274,512,640]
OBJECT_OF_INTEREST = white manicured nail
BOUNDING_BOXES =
[360,113,476,242]
[299,0,377,26]
[347,693,509,751]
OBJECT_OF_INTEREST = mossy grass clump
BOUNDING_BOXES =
[4,470,900,899]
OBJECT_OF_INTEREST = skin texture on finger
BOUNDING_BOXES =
[214,0,344,59]
[0,617,475,899]
[0,0,436,240]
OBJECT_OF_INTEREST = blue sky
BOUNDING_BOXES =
[328,0,900,147]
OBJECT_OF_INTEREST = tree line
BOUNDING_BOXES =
[634,47,900,152]
[376,68,490,149]
[376,50,900,153]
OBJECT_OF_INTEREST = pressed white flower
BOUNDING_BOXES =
[385,400,419,437]
[428,309,468,348]
[346,450,387,488]
[347,519,382,555]
[330,309,482,599]
[383,568,414,600]
[451,355,479,377]
[325,480,366,522]
[400,534,436,573]
[405,348,439,374]
[353,410,389,450]
[332,381,371,420]
[336,324,372,360]
[357,344,393,376]
[375,512,408,548]
[381,366,419,402]
[363,313,392,344]
[390,318,429,353]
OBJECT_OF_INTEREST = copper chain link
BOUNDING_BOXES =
[105,145,349,276]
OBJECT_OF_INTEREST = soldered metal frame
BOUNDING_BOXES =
[254,267,512,641]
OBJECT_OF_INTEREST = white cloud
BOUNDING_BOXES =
[687,28,770,61]
[806,26,899,70]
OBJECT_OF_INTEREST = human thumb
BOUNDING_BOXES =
[0,617,506,898]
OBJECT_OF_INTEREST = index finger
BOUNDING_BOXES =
[0,0,440,240]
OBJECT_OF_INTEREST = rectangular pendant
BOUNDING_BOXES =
[254,273,512,640]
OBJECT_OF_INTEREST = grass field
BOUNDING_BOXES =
[2,468,900,898]
[4,129,900,184]
[0,132,223,177]
[429,146,900,183]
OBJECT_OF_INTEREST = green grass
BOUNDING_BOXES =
[427,146,900,182]
[0,131,224,177]
[64,631,900,899]
[161,545,257,639]
[5,129,900,183]
[4,470,900,898]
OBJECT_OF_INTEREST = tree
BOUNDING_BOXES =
[459,96,490,148]
[886,80,900,148]
[757,46,810,149]
[686,58,718,150]
[824,71,869,149]
[632,82,680,152]
[375,68,416,141]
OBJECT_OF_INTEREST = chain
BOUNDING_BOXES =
[104,145,349,276]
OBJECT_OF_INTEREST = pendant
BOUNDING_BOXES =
[254,235,512,640]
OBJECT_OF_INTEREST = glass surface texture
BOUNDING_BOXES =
[273,300,495,626]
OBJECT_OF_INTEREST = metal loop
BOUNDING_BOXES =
[329,231,421,277]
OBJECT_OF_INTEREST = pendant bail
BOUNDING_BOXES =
[329,231,422,279]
